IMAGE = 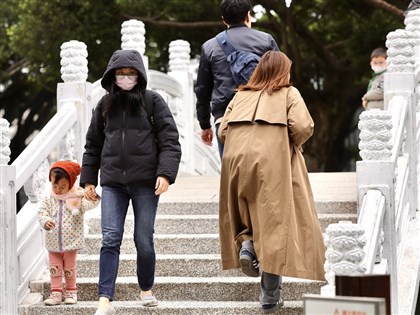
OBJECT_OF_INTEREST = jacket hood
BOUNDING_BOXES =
[101,50,147,92]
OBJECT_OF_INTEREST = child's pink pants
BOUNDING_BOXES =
[48,250,77,292]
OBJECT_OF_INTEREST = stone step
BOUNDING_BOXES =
[76,253,246,278]
[30,276,324,302]
[82,213,358,256]
[86,214,220,235]
[87,200,357,217]
[86,212,357,237]
[20,174,357,314]
[18,300,303,315]
[80,234,220,255]
[159,200,356,215]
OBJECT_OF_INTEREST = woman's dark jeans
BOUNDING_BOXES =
[98,183,159,300]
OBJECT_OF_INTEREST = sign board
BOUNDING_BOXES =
[335,274,391,315]
[303,294,386,315]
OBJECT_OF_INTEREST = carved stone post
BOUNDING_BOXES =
[0,118,18,314]
[358,110,393,161]
[121,19,148,70]
[357,109,398,313]
[23,159,49,203]
[321,221,366,296]
[58,40,91,165]
[403,9,420,212]
[168,40,195,174]
[386,26,418,219]
[404,9,420,76]
[384,28,416,113]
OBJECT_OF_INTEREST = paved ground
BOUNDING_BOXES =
[160,172,357,203]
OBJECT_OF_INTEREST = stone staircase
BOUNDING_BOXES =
[18,173,357,315]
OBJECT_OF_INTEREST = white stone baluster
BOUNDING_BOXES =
[169,40,191,72]
[386,22,419,219]
[121,19,148,70]
[0,118,18,315]
[384,28,417,112]
[358,109,393,161]
[169,40,191,123]
[57,40,91,164]
[168,40,196,174]
[0,118,11,165]
[404,9,420,211]
[321,221,366,296]
[404,9,420,72]
[23,159,49,203]
[60,40,88,83]
[386,30,416,74]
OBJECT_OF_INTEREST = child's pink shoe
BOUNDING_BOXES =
[44,292,62,305]
[64,290,77,304]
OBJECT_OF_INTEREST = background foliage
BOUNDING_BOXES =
[0,0,406,170]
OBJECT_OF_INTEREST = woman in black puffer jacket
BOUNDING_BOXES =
[80,49,181,315]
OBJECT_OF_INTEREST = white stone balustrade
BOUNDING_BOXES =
[0,118,11,165]
[121,19,146,55]
[386,29,416,74]
[60,40,88,83]
[169,40,191,72]
[321,221,366,296]
[351,10,420,314]
[58,40,91,163]
[404,9,420,72]
[23,159,49,203]
[358,109,393,161]
[0,118,18,315]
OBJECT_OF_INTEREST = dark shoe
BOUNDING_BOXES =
[239,247,259,277]
[261,299,284,314]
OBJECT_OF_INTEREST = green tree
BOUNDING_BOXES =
[0,0,406,170]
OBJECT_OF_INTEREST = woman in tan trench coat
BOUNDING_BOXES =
[218,51,325,314]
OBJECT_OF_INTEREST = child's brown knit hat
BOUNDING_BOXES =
[49,161,81,189]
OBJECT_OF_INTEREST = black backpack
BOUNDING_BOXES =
[216,30,261,86]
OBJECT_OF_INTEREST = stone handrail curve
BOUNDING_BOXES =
[12,102,77,191]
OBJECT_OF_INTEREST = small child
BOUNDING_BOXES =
[362,47,387,110]
[38,160,99,306]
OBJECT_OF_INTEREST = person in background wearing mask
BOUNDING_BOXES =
[362,47,387,110]
[80,49,181,315]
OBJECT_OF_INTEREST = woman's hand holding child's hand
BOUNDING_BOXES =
[84,184,99,201]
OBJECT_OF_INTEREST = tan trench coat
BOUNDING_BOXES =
[218,87,325,281]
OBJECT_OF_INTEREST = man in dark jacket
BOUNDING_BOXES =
[194,0,279,158]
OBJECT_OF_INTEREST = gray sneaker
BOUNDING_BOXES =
[139,292,158,307]
[94,304,115,315]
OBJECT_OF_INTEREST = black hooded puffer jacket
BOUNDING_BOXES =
[80,50,181,187]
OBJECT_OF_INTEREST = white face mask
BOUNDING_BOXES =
[115,75,138,91]
[371,65,386,74]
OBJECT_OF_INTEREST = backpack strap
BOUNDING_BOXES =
[143,89,158,142]
[216,31,237,57]
[143,89,154,127]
